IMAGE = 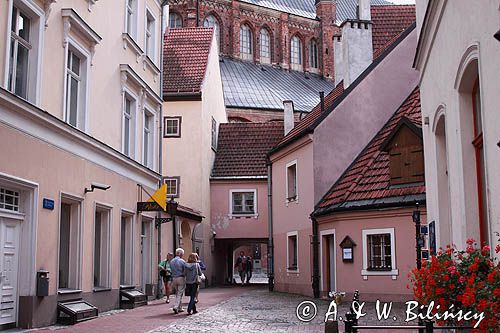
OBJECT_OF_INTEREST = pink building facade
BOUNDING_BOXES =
[269,21,419,297]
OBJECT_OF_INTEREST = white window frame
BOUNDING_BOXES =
[142,108,155,168]
[63,43,89,131]
[240,24,253,61]
[259,28,270,64]
[120,209,135,286]
[125,0,138,39]
[58,192,84,292]
[122,90,137,159]
[164,177,180,198]
[144,8,156,62]
[229,189,257,218]
[164,116,181,137]
[285,160,298,203]
[287,231,299,273]
[93,203,112,290]
[4,0,44,105]
[361,228,398,278]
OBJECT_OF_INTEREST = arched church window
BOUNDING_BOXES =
[291,35,302,71]
[203,15,221,47]
[309,39,318,69]
[260,28,271,64]
[240,24,253,61]
[168,12,182,28]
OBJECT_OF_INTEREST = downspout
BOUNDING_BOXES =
[266,157,274,291]
[196,0,200,27]
[311,215,320,298]
[156,0,168,299]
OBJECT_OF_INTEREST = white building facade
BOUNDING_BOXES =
[415,0,500,255]
[0,0,167,328]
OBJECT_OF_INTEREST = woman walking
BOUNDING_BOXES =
[185,253,203,315]
[158,252,173,303]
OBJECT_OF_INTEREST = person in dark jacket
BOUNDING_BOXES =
[245,256,253,284]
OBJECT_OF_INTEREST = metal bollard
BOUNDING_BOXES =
[345,312,357,333]
[425,320,434,333]
[325,319,339,333]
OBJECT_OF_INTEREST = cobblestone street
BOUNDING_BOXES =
[24,286,422,333]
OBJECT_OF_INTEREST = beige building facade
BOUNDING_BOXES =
[415,0,500,254]
[0,0,168,328]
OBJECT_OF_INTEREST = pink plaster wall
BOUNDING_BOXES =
[270,136,315,296]
[210,180,269,239]
[317,208,427,301]
[313,29,419,202]
[0,123,164,296]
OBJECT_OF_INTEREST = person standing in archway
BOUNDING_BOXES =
[234,251,247,286]
[245,256,253,284]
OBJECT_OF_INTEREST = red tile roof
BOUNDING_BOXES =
[212,122,284,178]
[372,5,416,57]
[271,6,415,153]
[314,88,424,213]
[163,28,214,95]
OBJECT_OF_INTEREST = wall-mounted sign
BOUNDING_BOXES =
[137,201,163,212]
[43,198,54,210]
[428,221,436,256]
[339,236,356,263]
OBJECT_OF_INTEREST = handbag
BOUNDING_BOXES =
[197,273,206,284]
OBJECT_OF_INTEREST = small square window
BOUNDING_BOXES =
[367,234,392,271]
[231,191,255,215]
[164,117,181,137]
[164,177,179,197]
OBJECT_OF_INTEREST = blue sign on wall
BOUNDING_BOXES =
[43,198,55,210]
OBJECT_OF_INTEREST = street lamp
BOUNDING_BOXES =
[412,203,424,333]
[168,197,179,254]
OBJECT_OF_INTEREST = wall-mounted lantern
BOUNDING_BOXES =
[339,236,356,262]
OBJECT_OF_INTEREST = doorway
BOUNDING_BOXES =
[140,218,152,291]
[0,213,22,328]
[321,232,336,293]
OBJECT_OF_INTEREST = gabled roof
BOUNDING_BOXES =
[270,19,416,154]
[313,88,424,216]
[163,27,214,97]
[221,57,335,112]
[212,122,284,179]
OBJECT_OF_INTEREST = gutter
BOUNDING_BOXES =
[266,157,274,291]
[311,215,320,298]
[163,91,202,101]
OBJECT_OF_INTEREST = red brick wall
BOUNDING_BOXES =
[168,0,338,77]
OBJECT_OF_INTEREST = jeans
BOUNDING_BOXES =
[186,283,197,313]
[238,270,246,284]
[246,270,252,283]
[172,276,186,310]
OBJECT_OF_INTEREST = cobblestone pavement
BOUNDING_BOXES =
[151,287,419,333]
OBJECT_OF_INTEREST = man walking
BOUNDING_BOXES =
[170,248,186,314]
[246,256,253,284]
[234,251,247,286]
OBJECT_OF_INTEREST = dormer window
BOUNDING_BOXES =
[382,117,424,186]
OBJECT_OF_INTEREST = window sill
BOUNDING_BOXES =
[143,55,160,76]
[287,268,300,274]
[229,213,258,219]
[122,33,143,59]
[285,197,299,206]
[93,287,112,292]
[361,269,398,277]
[58,288,82,295]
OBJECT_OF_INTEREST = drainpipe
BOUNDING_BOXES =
[156,0,169,300]
[196,0,200,27]
[266,157,274,291]
[311,215,320,298]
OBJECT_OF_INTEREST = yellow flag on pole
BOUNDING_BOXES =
[147,184,167,211]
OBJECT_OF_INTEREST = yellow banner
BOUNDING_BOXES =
[147,184,167,211]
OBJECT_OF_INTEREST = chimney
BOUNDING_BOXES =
[358,0,371,21]
[319,92,325,113]
[283,100,294,135]
[341,0,373,88]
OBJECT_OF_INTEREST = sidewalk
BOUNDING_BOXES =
[31,286,258,333]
